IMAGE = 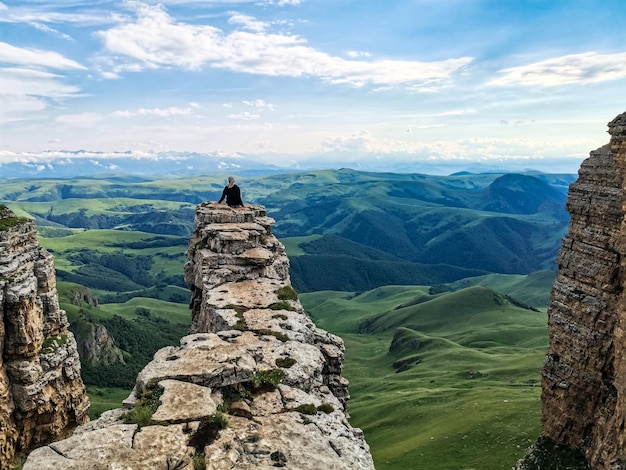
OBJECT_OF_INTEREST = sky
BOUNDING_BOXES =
[1,0,626,173]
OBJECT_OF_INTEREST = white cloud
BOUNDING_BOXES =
[243,99,275,110]
[318,130,596,162]
[0,42,84,122]
[111,110,133,118]
[55,112,104,127]
[29,22,74,41]
[228,12,268,32]
[436,109,476,117]
[0,67,81,99]
[0,3,114,27]
[0,94,47,122]
[347,50,371,58]
[228,111,261,120]
[138,106,192,117]
[0,41,85,69]
[491,51,626,86]
[95,2,472,88]
[111,104,199,118]
[258,0,302,5]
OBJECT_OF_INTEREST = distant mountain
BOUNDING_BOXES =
[0,151,284,179]
[481,174,567,215]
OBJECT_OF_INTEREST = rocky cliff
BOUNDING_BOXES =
[24,203,374,469]
[517,113,626,469]
[0,205,89,468]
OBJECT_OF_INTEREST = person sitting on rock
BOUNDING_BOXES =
[217,176,244,207]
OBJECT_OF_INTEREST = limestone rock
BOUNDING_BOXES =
[75,322,125,366]
[0,205,89,468]
[516,112,626,469]
[24,203,374,469]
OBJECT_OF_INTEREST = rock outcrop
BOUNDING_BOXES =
[0,205,89,468]
[24,203,374,469]
[516,113,626,469]
[74,322,125,366]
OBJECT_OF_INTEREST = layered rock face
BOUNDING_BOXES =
[0,206,89,468]
[24,203,374,469]
[517,112,626,469]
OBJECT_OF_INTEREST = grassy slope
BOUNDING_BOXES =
[301,285,548,470]
[448,271,556,309]
[284,234,556,307]
[280,234,322,256]
[86,386,131,420]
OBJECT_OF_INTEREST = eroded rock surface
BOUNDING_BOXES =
[24,203,374,469]
[0,205,89,468]
[516,113,626,469]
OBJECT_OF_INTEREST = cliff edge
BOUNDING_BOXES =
[0,205,89,468]
[516,113,626,469]
[24,203,374,469]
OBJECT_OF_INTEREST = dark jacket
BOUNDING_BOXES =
[218,184,244,206]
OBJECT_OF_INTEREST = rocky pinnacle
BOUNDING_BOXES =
[23,203,374,469]
[0,205,89,468]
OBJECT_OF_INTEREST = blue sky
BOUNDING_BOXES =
[1,0,626,172]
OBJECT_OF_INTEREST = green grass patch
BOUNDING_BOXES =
[0,205,30,230]
[317,403,335,414]
[281,235,323,256]
[87,386,132,420]
[41,334,68,354]
[294,403,318,415]
[269,301,296,311]
[98,297,191,325]
[122,385,163,427]
[275,285,298,300]
[253,369,285,390]
[258,329,289,342]
[192,453,206,470]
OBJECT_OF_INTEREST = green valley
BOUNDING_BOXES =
[301,285,549,469]
[0,168,570,467]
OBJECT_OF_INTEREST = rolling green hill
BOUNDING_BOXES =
[301,285,549,470]
[255,169,572,290]
[287,234,488,291]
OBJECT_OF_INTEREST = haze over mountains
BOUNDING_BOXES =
[0,150,586,178]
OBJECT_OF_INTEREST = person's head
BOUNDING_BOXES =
[227,176,235,187]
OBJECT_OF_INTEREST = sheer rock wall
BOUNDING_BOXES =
[0,206,89,468]
[517,112,626,469]
[24,203,374,470]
